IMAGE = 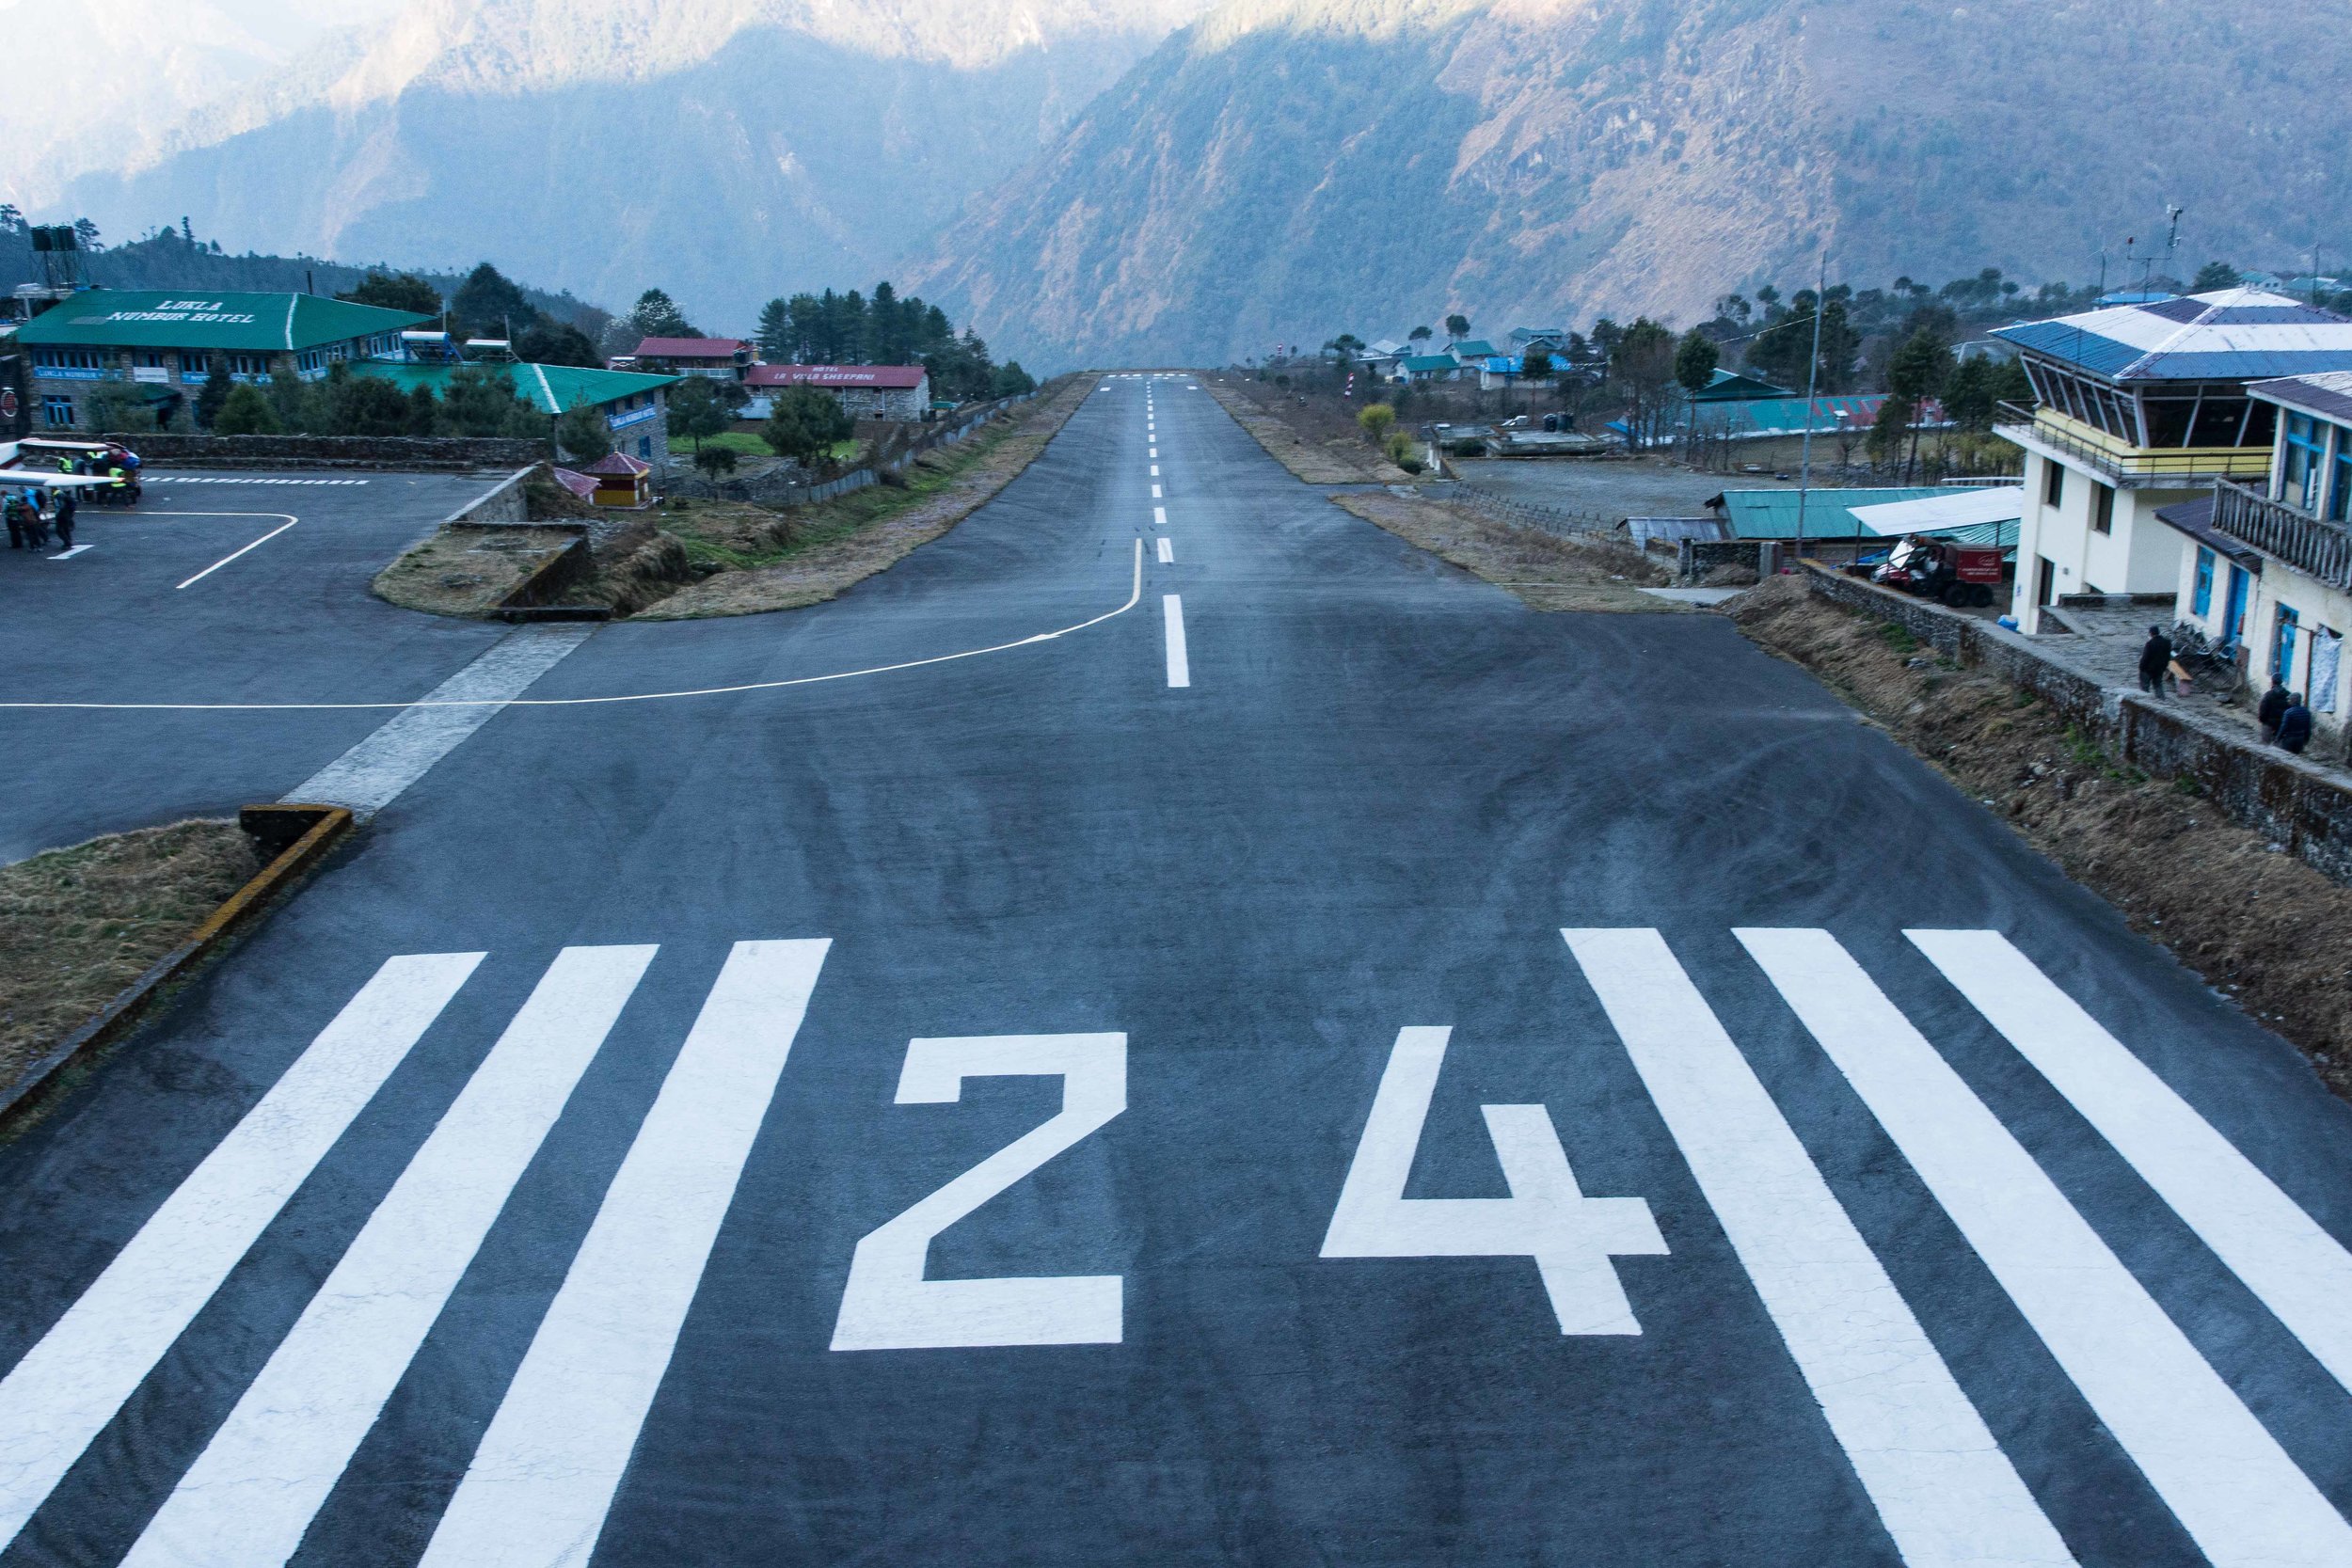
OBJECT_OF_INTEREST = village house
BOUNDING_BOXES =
[1993,288,2352,632]
[625,337,752,379]
[1392,353,1461,385]
[745,363,931,419]
[2160,370,2352,736]
[13,290,427,431]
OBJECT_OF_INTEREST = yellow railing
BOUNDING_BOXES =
[1994,404,2273,483]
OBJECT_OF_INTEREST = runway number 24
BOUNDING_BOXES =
[825,1024,1661,1351]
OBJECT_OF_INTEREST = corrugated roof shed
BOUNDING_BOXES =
[1714,487,1947,539]
[14,290,429,351]
[1400,355,1459,373]
[1993,288,2352,383]
[1674,394,1919,437]
[350,360,677,413]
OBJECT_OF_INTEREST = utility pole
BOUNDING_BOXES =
[1793,254,1828,563]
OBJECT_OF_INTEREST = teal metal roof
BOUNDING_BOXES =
[1689,368,1793,402]
[1678,393,1897,436]
[15,291,429,351]
[1715,487,1946,539]
[349,360,679,412]
[1401,354,1459,373]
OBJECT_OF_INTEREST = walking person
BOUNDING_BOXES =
[52,486,76,551]
[2137,625,2172,697]
[2259,677,2292,743]
[2278,694,2314,754]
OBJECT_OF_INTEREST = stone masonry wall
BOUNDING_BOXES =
[112,433,546,471]
[1800,563,2352,883]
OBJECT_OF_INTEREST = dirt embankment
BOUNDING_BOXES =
[616,376,1091,620]
[0,820,262,1096]
[1331,489,1676,612]
[373,525,582,616]
[1201,376,1413,484]
[1733,575,2352,1100]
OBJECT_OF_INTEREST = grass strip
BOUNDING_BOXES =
[0,820,263,1096]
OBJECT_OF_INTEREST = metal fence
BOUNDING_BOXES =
[1450,482,1613,534]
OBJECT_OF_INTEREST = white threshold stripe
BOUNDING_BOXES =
[419,940,831,1568]
[1908,929,2352,1396]
[0,539,1147,713]
[0,953,485,1548]
[289,626,596,815]
[1162,594,1190,688]
[1157,537,1173,564]
[121,945,659,1568]
[1562,929,2074,1568]
[1737,928,2352,1568]
[176,514,299,589]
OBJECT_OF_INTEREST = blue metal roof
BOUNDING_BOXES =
[1994,288,2352,383]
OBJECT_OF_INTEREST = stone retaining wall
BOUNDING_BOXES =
[1799,562,2352,881]
[120,433,545,471]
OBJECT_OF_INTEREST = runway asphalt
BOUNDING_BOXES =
[0,378,2347,1566]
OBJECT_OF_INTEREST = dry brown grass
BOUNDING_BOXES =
[1733,574,2352,1099]
[1332,490,1678,613]
[0,820,263,1095]
[373,525,582,616]
[634,378,1091,620]
[1200,377,1412,484]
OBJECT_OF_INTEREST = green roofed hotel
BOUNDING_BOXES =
[12,289,678,464]
[14,291,429,431]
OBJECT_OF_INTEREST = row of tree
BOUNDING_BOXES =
[338,263,606,367]
[750,282,1034,401]
[80,359,561,446]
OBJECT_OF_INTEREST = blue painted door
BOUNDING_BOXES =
[2225,565,2250,644]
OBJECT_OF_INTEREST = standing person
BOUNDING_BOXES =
[51,485,75,551]
[4,490,24,550]
[2258,677,2292,742]
[24,490,49,551]
[2278,695,2314,754]
[2137,625,2172,697]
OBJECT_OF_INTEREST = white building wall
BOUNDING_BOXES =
[2010,450,2201,626]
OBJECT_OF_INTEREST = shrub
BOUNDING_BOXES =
[1358,403,1397,445]
[212,384,282,436]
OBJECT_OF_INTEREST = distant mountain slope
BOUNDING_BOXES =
[909,0,2352,367]
[56,0,1212,337]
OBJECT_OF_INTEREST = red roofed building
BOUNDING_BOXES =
[747,363,930,420]
[627,337,751,379]
[580,451,654,507]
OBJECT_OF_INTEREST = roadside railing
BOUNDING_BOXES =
[2212,478,2352,589]
[1993,403,2271,486]
[1451,483,1613,535]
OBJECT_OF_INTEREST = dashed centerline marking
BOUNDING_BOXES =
[1151,465,1160,476]
[1162,594,1190,688]
[1153,506,1166,528]
[1157,538,1173,564]
[1152,484,1163,499]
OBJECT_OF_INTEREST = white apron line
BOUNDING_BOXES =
[1738,927,2352,1568]
[1563,929,2074,1568]
[48,545,90,560]
[0,539,1144,713]
[1162,594,1190,688]
[420,940,831,1568]
[121,945,659,1568]
[287,626,596,814]
[0,953,485,1549]
[177,515,299,588]
[1907,928,2352,1397]
[1157,537,1174,564]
